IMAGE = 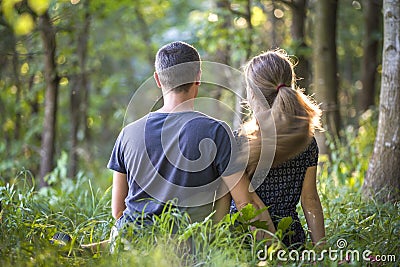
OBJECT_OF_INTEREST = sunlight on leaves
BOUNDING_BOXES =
[59,77,69,86]
[208,12,218,22]
[234,17,247,28]
[20,63,29,75]
[274,9,284,19]
[352,1,361,10]
[251,6,266,26]
[1,0,21,24]
[3,118,15,132]
[57,55,66,65]
[28,0,50,15]
[14,13,35,35]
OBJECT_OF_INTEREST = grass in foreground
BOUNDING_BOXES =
[1,168,399,266]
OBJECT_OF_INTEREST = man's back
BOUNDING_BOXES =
[108,111,241,222]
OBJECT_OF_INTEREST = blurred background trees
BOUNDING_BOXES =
[1,0,398,201]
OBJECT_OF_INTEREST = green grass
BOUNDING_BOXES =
[1,111,399,266]
[2,167,398,266]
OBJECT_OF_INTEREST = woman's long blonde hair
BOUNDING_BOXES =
[242,49,322,176]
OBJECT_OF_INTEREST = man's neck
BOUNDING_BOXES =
[157,87,197,113]
[158,101,194,113]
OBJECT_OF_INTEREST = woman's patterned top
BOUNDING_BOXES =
[231,133,319,249]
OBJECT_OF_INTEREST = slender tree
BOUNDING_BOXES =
[38,11,59,187]
[69,0,91,178]
[278,0,311,90]
[222,0,248,128]
[312,0,340,153]
[269,1,278,48]
[358,0,383,113]
[0,22,14,150]
[362,0,400,202]
[11,35,22,140]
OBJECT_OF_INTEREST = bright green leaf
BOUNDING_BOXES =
[14,13,35,35]
[28,0,49,15]
[277,216,293,232]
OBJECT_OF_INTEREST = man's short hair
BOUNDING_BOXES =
[155,41,201,93]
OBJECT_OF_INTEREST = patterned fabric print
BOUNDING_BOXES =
[231,133,319,249]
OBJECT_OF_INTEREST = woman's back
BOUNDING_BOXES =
[254,137,318,248]
[231,135,318,248]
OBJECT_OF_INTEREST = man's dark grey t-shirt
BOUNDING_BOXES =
[107,111,244,222]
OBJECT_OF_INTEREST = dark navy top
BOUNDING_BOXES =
[108,111,243,223]
[231,135,319,248]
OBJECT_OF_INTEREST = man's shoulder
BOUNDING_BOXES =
[116,115,150,142]
[187,111,228,127]
[182,113,234,141]
[122,115,149,130]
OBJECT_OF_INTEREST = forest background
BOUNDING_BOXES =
[0,0,399,266]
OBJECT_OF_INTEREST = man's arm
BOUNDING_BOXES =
[111,171,128,220]
[212,181,232,222]
[222,172,276,234]
[301,166,325,246]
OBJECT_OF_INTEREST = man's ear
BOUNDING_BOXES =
[195,70,202,85]
[154,72,162,88]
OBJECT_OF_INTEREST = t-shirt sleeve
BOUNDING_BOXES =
[107,129,127,174]
[308,137,319,167]
[214,122,246,177]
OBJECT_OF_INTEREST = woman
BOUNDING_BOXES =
[231,49,325,249]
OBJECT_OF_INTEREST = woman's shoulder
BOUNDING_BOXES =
[287,136,319,164]
[233,128,249,146]
[307,136,319,154]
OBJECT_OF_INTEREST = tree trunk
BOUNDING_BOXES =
[358,0,383,113]
[245,0,253,60]
[269,1,278,48]
[0,95,5,145]
[69,0,91,178]
[12,39,22,141]
[0,24,14,152]
[81,1,91,144]
[290,0,311,91]
[362,0,400,202]
[39,12,59,187]
[313,0,340,142]
[69,75,80,178]
[28,74,40,118]
[216,0,232,65]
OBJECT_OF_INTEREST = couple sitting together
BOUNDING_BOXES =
[107,41,325,250]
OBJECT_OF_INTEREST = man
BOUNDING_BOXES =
[108,41,274,231]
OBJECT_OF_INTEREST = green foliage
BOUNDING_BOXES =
[321,108,378,189]
[321,191,400,257]
[0,0,382,188]
[0,170,113,266]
